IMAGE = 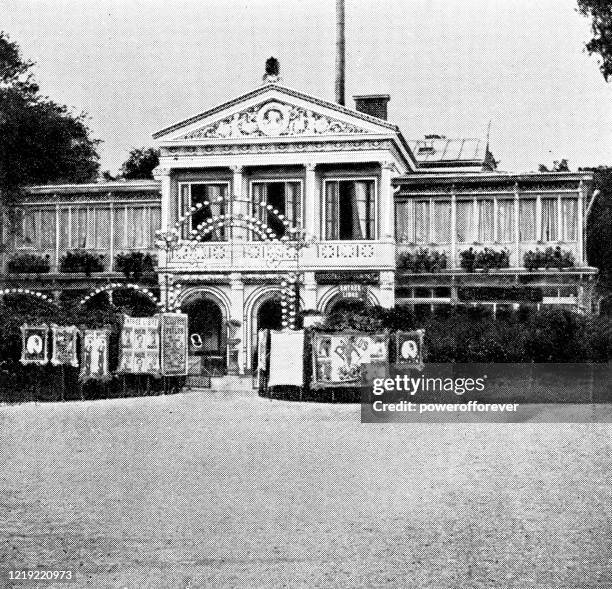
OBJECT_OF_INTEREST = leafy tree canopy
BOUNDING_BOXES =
[119,147,159,180]
[577,0,612,81]
[0,31,100,204]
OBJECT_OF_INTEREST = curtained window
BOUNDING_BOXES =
[40,210,56,250]
[414,200,429,244]
[477,200,494,242]
[561,199,578,241]
[541,198,558,242]
[71,208,89,249]
[456,200,474,243]
[113,208,125,249]
[497,200,515,243]
[395,201,411,243]
[325,180,375,240]
[433,201,451,243]
[59,209,70,251]
[190,184,227,241]
[519,199,536,241]
[94,209,111,250]
[252,181,302,240]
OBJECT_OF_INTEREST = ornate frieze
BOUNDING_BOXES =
[161,139,392,158]
[175,101,369,140]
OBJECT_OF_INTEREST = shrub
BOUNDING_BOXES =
[397,248,447,272]
[524,246,575,270]
[460,247,510,271]
[59,250,105,275]
[114,252,156,279]
[7,253,50,273]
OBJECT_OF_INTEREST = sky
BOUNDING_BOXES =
[2,0,611,174]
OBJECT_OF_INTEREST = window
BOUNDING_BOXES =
[40,210,56,249]
[113,208,125,249]
[59,209,70,251]
[414,200,429,244]
[252,181,301,239]
[477,199,494,242]
[71,208,88,249]
[395,201,411,243]
[325,179,375,240]
[456,200,473,243]
[497,200,515,243]
[433,201,451,243]
[181,183,228,241]
[519,199,536,241]
[561,199,578,242]
[541,198,558,241]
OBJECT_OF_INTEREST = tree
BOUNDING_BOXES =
[118,147,159,180]
[584,167,612,293]
[0,32,100,206]
[577,0,612,81]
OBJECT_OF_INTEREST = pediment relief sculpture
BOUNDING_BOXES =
[177,101,369,140]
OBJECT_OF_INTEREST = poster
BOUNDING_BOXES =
[20,324,49,366]
[160,313,188,376]
[268,330,304,387]
[51,325,79,367]
[396,330,425,368]
[313,332,389,387]
[80,329,110,381]
[118,316,160,375]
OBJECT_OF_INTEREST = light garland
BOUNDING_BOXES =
[0,288,56,306]
[79,283,162,308]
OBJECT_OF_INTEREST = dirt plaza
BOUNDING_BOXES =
[1,391,611,588]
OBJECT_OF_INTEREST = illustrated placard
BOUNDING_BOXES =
[118,316,160,375]
[51,325,79,367]
[268,330,304,387]
[160,313,188,376]
[312,332,389,387]
[395,330,425,369]
[20,324,49,366]
[80,329,110,381]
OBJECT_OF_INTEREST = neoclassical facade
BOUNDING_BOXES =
[0,81,597,376]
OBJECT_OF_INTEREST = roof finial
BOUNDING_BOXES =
[263,56,281,84]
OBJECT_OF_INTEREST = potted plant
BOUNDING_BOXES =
[7,253,51,274]
[59,250,105,276]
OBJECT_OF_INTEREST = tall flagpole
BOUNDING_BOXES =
[335,0,346,105]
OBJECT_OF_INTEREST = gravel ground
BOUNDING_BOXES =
[1,392,611,588]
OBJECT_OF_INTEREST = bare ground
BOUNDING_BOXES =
[1,392,611,588]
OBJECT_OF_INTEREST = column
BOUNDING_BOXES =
[514,183,520,267]
[451,187,457,269]
[231,166,247,241]
[577,180,584,265]
[229,273,245,374]
[380,162,394,240]
[378,270,395,308]
[303,271,317,310]
[304,163,318,240]
[154,167,172,267]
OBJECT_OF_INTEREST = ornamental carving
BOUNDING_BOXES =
[177,101,369,140]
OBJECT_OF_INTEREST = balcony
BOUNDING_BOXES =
[165,240,396,272]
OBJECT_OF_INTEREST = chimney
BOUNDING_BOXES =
[353,94,390,120]
[263,56,281,84]
[335,0,345,105]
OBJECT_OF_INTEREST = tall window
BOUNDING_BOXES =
[519,199,536,241]
[252,181,301,239]
[456,200,473,243]
[541,198,558,242]
[497,200,515,243]
[325,179,375,240]
[561,199,578,241]
[477,199,494,242]
[181,183,228,241]
[432,201,451,243]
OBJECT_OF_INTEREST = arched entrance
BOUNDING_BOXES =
[183,297,227,376]
[327,296,368,316]
[249,295,284,371]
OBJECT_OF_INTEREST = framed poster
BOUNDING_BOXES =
[51,325,79,367]
[80,329,110,381]
[160,313,188,376]
[268,330,304,387]
[20,324,49,366]
[118,315,160,375]
[396,330,425,369]
[312,331,389,388]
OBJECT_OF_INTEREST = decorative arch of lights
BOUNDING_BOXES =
[0,288,57,306]
[79,283,162,309]
[157,195,304,328]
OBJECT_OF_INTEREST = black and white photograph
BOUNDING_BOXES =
[1,0,611,587]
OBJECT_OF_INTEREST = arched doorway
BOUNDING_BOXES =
[251,295,283,371]
[327,297,367,316]
[183,297,227,376]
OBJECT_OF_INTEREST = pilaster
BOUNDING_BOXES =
[378,270,395,308]
[229,272,246,374]
[304,164,318,240]
[380,162,394,240]
[303,271,317,310]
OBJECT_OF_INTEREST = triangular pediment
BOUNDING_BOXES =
[153,84,399,142]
